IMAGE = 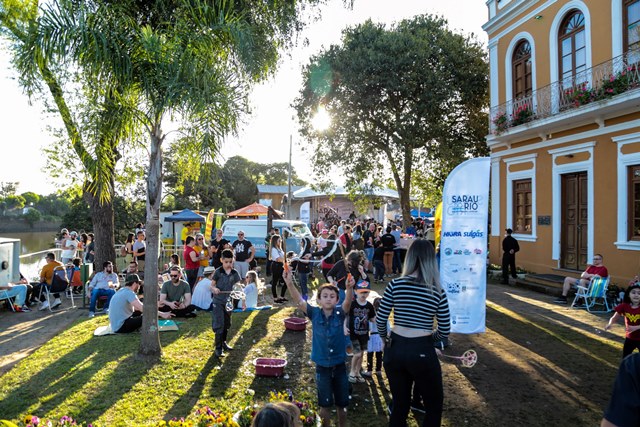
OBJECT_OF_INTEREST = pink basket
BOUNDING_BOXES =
[284,317,308,331]
[253,358,287,377]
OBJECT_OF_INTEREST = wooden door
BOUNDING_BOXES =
[561,172,588,270]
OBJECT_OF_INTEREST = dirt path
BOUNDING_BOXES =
[0,301,84,375]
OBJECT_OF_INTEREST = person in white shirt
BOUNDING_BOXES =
[61,231,79,264]
[192,266,215,311]
[87,261,119,318]
[243,271,259,309]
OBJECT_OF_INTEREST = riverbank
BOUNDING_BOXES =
[0,218,59,233]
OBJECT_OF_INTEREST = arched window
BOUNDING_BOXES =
[512,40,532,99]
[624,0,640,62]
[559,10,586,85]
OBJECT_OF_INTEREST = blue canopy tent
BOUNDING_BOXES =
[410,209,433,218]
[164,209,206,246]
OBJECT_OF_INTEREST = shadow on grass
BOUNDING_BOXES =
[0,328,179,423]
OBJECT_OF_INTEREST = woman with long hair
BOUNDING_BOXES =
[376,239,450,427]
[270,234,286,303]
[124,233,135,263]
[296,236,313,300]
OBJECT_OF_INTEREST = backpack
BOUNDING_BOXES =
[120,244,127,257]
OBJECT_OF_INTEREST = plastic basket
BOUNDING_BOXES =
[284,317,308,331]
[253,358,287,377]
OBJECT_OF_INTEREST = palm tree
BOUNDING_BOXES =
[38,0,325,358]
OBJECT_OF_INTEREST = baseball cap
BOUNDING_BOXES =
[203,266,216,275]
[355,279,371,293]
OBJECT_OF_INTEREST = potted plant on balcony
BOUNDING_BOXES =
[492,112,509,135]
[600,65,639,98]
[511,105,533,126]
[564,82,594,107]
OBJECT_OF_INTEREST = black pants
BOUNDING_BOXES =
[623,338,640,358]
[384,333,443,427]
[271,262,286,298]
[116,312,143,333]
[185,268,199,291]
[159,304,196,317]
[212,303,231,350]
[502,253,517,281]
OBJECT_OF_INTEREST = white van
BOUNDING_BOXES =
[221,219,313,258]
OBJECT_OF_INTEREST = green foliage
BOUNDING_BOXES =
[294,15,489,225]
[4,194,25,210]
[33,193,71,218]
[22,208,41,227]
[20,192,40,205]
[0,182,18,198]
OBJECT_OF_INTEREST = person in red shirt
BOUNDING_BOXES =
[183,236,202,291]
[605,282,640,358]
[554,254,608,304]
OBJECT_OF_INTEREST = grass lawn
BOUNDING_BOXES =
[0,277,410,426]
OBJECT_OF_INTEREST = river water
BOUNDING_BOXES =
[2,231,59,281]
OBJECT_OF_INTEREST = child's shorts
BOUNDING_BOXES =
[350,334,369,354]
[316,363,350,408]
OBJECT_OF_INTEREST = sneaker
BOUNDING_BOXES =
[214,348,225,357]
[13,304,23,312]
[222,342,233,351]
[20,305,31,312]
[348,375,357,384]
[410,402,426,413]
[39,300,50,311]
[553,297,568,305]
[361,370,372,377]
[88,312,95,318]
[51,298,62,309]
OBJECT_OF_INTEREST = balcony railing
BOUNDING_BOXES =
[490,52,640,136]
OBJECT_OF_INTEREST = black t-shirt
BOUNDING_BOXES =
[363,230,374,248]
[381,233,395,251]
[349,300,376,336]
[327,260,369,290]
[232,239,253,262]
[373,246,386,261]
[211,238,230,264]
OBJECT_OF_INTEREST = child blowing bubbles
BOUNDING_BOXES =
[605,282,640,358]
[282,268,354,427]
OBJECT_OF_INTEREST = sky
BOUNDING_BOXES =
[0,0,488,196]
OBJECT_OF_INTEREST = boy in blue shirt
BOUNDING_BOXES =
[283,268,354,427]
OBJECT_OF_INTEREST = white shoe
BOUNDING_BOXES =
[51,298,62,309]
[39,300,50,311]
[88,312,95,318]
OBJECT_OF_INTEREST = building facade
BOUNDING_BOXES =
[485,0,640,284]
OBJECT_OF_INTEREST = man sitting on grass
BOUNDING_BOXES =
[282,268,354,427]
[87,261,119,318]
[109,274,173,333]
[159,266,197,318]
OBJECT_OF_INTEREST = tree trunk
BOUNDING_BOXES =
[85,186,116,268]
[139,124,163,360]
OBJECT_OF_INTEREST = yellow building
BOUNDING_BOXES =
[484,0,640,284]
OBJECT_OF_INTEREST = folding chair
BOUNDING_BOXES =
[39,265,71,311]
[572,276,612,313]
[0,290,16,311]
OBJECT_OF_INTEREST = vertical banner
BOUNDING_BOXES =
[434,202,443,249]
[215,208,223,230]
[204,208,216,241]
[299,201,311,226]
[440,157,490,334]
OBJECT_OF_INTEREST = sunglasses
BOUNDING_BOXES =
[170,274,179,278]
[197,238,203,240]
[238,233,244,236]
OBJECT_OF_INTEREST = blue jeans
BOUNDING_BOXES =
[2,284,27,306]
[89,288,115,312]
[316,363,350,408]
[298,272,309,299]
[393,249,403,274]
[364,247,374,263]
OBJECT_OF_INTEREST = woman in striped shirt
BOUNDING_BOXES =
[376,238,450,427]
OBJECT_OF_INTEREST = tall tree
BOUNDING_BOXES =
[0,0,136,269]
[294,15,489,227]
[40,0,331,359]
